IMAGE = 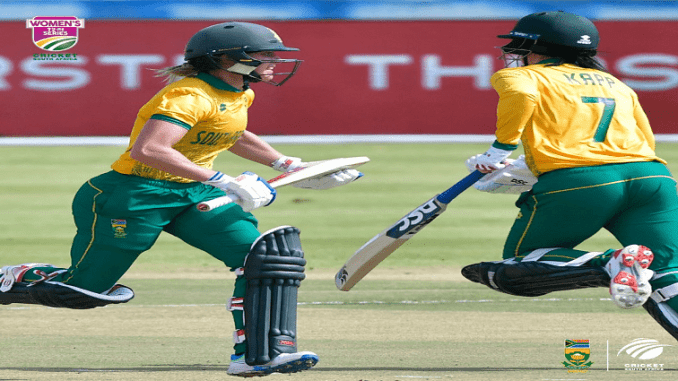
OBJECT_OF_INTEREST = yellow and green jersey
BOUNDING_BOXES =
[491,60,665,176]
[111,73,254,183]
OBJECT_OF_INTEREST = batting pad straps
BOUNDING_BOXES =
[651,284,678,303]
[520,248,605,266]
[227,297,244,312]
[233,329,246,344]
[0,281,134,309]
[244,226,306,366]
[462,261,609,297]
[643,297,678,341]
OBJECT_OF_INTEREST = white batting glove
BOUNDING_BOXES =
[271,156,303,172]
[203,171,276,212]
[272,155,363,190]
[293,169,363,190]
[466,146,513,173]
[472,155,537,194]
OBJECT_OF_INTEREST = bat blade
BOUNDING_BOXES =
[335,197,447,291]
[335,170,484,291]
[197,156,370,212]
[335,236,408,291]
[267,156,369,188]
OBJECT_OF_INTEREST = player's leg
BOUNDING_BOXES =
[166,200,318,376]
[164,200,257,354]
[604,163,678,273]
[234,225,317,376]
[1,175,142,307]
[644,272,678,341]
[1,172,174,308]
[463,164,653,306]
[604,164,678,339]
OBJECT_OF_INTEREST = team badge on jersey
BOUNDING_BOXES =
[26,16,85,51]
[111,219,128,238]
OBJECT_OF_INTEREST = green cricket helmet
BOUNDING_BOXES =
[184,21,302,86]
[498,11,599,58]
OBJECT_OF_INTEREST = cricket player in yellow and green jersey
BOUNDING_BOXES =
[461,11,678,341]
[0,22,363,377]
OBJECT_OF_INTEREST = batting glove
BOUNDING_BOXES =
[271,156,303,172]
[471,155,537,194]
[466,146,513,173]
[203,171,276,212]
[272,155,363,190]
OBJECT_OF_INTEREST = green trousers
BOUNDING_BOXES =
[504,160,678,293]
[26,171,259,353]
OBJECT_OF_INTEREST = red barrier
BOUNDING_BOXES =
[2,20,677,136]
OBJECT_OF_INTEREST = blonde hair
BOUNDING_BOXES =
[154,63,200,83]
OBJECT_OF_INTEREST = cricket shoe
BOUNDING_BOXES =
[227,351,319,377]
[0,263,53,292]
[604,245,654,309]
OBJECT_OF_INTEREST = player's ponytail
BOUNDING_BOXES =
[154,56,223,83]
[543,54,608,73]
[539,44,608,73]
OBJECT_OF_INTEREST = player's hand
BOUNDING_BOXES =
[465,146,513,173]
[293,169,363,190]
[272,155,363,190]
[472,155,537,194]
[203,171,276,212]
[271,156,303,172]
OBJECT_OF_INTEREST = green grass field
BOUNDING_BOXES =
[1,143,678,381]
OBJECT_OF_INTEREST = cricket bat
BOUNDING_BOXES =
[335,170,485,291]
[197,156,370,212]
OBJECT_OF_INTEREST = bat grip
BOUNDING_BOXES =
[196,194,239,212]
[436,170,485,204]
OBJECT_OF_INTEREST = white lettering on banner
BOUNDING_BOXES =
[0,57,12,90]
[2,53,678,92]
[21,56,90,91]
[97,54,165,90]
[421,54,493,90]
[616,54,678,91]
[345,54,413,90]
[172,54,185,66]
[345,54,494,90]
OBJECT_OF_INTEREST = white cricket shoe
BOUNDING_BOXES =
[227,354,273,377]
[604,245,654,309]
[0,263,53,292]
[227,351,319,377]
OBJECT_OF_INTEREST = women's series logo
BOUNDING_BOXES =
[26,16,85,51]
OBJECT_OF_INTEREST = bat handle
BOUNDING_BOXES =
[436,170,485,204]
[196,194,240,212]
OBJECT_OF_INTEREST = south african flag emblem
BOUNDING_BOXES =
[563,339,593,373]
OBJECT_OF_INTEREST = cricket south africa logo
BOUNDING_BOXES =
[563,339,593,373]
[26,16,85,51]
[618,338,672,371]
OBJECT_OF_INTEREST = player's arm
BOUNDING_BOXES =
[468,70,536,173]
[130,118,216,181]
[493,71,537,147]
[229,130,362,190]
[632,93,656,150]
[131,120,274,212]
[228,130,285,167]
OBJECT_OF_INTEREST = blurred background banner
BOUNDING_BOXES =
[2,1,678,137]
